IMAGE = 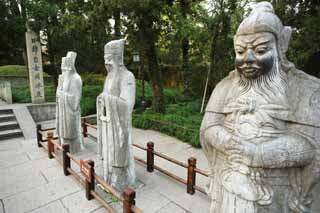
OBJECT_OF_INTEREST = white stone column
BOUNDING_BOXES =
[25,30,45,104]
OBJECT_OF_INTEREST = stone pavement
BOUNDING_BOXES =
[0,120,210,213]
[0,99,8,106]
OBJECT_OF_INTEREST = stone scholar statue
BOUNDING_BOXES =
[200,2,320,213]
[56,51,83,153]
[56,56,66,145]
[97,39,136,191]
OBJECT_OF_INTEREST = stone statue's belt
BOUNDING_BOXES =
[224,122,287,135]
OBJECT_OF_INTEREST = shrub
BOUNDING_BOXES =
[10,72,202,148]
[132,101,203,148]
[81,73,105,85]
[81,85,103,116]
[0,65,49,77]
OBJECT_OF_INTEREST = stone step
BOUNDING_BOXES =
[0,109,13,115]
[0,129,23,140]
[0,114,16,123]
[0,121,19,131]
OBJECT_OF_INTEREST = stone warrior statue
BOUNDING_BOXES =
[200,2,320,213]
[56,51,83,153]
[97,39,136,191]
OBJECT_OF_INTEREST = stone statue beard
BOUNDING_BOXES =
[106,65,124,94]
[237,48,288,105]
[66,67,76,76]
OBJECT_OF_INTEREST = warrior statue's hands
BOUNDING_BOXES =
[226,136,258,166]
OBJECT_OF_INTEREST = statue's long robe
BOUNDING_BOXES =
[201,68,320,212]
[56,73,82,152]
[97,67,136,190]
[56,74,64,144]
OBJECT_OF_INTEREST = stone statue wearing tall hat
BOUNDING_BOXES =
[56,51,83,153]
[56,57,66,145]
[97,39,136,191]
[200,2,320,212]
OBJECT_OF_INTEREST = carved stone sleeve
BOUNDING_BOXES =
[200,111,233,154]
[119,72,136,112]
[67,75,82,112]
[253,133,315,168]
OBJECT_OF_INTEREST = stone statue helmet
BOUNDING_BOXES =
[104,39,125,73]
[61,57,67,73]
[234,2,293,81]
[65,51,77,73]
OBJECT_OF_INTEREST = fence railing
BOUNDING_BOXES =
[36,124,142,213]
[82,119,209,196]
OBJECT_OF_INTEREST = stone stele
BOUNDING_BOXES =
[97,39,136,192]
[200,2,320,213]
[56,51,83,153]
[25,29,45,103]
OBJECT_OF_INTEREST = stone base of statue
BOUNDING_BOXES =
[60,137,83,154]
[104,164,137,192]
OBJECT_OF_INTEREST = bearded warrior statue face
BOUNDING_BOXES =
[232,2,294,104]
[235,32,276,79]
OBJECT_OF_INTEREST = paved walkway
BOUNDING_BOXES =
[0,99,8,106]
[0,121,210,213]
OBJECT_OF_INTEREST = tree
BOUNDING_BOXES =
[270,0,320,76]
[120,0,172,112]
[26,0,114,85]
[0,0,27,65]
[179,0,192,94]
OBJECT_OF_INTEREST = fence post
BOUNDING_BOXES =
[36,124,42,147]
[62,144,70,176]
[187,157,197,195]
[47,132,54,159]
[85,160,95,200]
[147,142,154,172]
[123,188,135,213]
[82,118,88,138]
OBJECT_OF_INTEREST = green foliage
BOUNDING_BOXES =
[11,85,54,103]
[81,73,106,85]
[9,67,198,148]
[0,65,28,77]
[0,65,49,77]
[3,0,320,148]
[81,85,103,116]
[11,86,31,103]
[0,0,26,65]
[133,101,203,148]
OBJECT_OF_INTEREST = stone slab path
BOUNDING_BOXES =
[0,120,210,213]
[0,99,8,106]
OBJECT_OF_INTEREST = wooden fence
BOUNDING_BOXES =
[36,124,142,213]
[82,119,209,196]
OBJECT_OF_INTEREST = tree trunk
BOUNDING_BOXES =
[146,42,165,113]
[20,0,28,68]
[113,7,121,38]
[180,0,192,95]
[139,18,165,112]
[209,22,220,88]
[47,30,59,88]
